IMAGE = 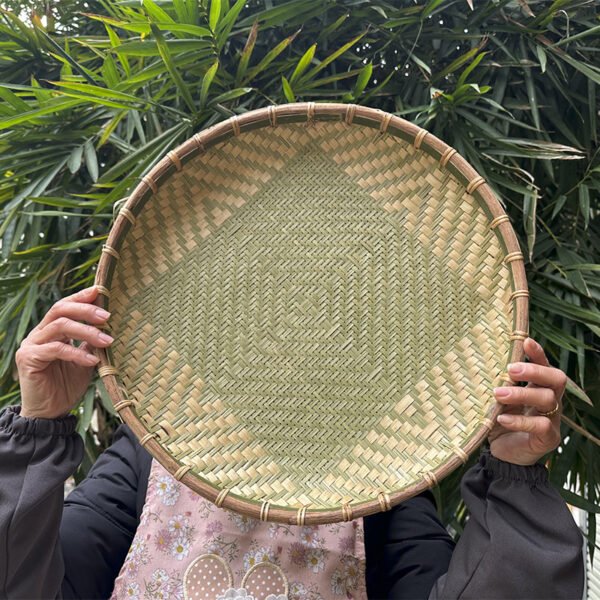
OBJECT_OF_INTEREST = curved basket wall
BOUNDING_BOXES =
[94,103,528,525]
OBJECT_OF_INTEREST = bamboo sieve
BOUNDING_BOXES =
[94,102,528,525]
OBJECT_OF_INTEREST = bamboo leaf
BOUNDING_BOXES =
[200,60,219,108]
[579,184,590,230]
[433,46,481,83]
[282,76,295,102]
[84,139,99,183]
[561,488,600,513]
[0,98,81,131]
[208,87,252,106]
[216,0,246,50]
[301,32,366,83]
[151,25,197,113]
[142,0,175,25]
[209,0,222,32]
[244,30,299,83]
[290,43,316,85]
[523,189,537,261]
[536,45,547,73]
[236,21,258,84]
[15,280,38,344]
[352,62,373,99]
[67,144,84,174]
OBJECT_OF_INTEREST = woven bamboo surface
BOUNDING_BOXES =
[94,103,528,525]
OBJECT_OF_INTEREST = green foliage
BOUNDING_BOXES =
[0,0,598,546]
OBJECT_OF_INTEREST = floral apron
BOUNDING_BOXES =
[110,459,367,600]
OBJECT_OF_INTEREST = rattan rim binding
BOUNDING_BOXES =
[215,488,230,508]
[504,251,524,264]
[510,330,529,341]
[413,129,428,149]
[379,112,392,134]
[341,503,353,522]
[378,492,392,512]
[139,432,158,447]
[440,147,457,167]
[141,175,157,194]
[268,105,277,127]
[296,505,308,526]
[489,214,510,229]
[98,365,118,377]
[423,472,438,488]
[119,207,136,226]
[174,465,192,481]
[260,501,271,522]
[167,150,183,171]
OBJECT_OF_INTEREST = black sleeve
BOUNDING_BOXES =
[365,490,456,599]
[61,423,151,599]
[427,449,585,600]
[0,405,83,599]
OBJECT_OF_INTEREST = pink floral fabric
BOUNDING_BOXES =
[110,459,367,600]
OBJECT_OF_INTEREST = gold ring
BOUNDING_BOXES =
[539,402,560,418]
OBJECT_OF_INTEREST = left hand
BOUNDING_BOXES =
[488,337,565,466]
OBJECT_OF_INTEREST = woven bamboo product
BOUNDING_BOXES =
[94,102,528,525]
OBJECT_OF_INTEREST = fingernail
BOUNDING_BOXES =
[95,308,110,319]
[98,332,114,344]
[86,354,100,365]
[497,414,514,424]
[508,363,523,374]
[494,387,510,398]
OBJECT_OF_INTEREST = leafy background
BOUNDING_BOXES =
[0,0,598,551]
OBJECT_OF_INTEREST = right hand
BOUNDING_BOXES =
[15,285,113,419]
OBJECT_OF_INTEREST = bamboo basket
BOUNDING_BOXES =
[94,103,528,525]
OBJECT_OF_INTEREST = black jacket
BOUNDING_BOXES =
[0,405,584,599]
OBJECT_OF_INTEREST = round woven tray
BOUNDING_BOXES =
[94,102,528,525]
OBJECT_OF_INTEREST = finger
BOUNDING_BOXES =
[507,361,567,391]
[35,299,110,331]
[61,285,99,304]
[523,337,551,368]
[30,317,114,347]
[24,341,100,368]
[496,413,561,447]
[494,385,557,414]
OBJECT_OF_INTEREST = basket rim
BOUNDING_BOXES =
[93,102,528,525]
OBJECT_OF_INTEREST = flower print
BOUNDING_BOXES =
[299,526,322,548]
[216,589,255,600]
[144,568,184,600]
[156,476,180,506]
[305,548,326,573]
[288,541,308,566]
[130,538,147,558]
[331,555,364,596]
[265,596,287,600]
[151,569,169,585]
[170,535,190,561]
[229,511,259,534]
[124,582,141,599]
[168,514,190,535]
[205,536,240,562]
[338,535,355,554]
[289,582,326,600]
[242,546,276,571]
[205,520,223,537]
[289,582,307,600]
[154,528,173,553]
[122,537,149,576]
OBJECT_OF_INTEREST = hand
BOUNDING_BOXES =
[488,337,565,466]
[15,286,113,420]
